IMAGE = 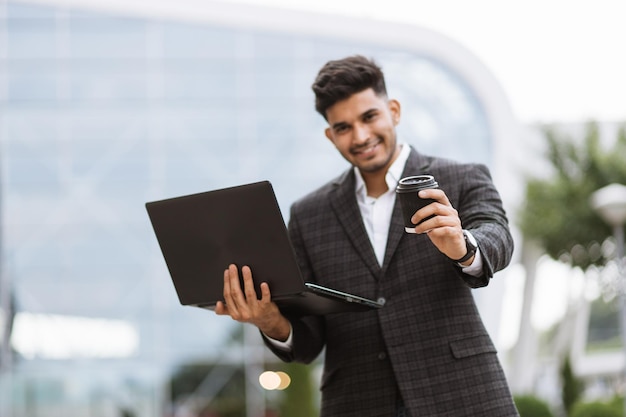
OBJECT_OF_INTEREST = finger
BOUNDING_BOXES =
[425,224,460,238]
[418,189,451,206]
[411,202,443,228]
[222,268,231,302]
[227,264,250,313]
[241,265,259,302]
[411,204,436,226]
[414,209,460,234]
[222,267,238,316]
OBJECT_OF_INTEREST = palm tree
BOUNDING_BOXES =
[518,121,626,270]
[515,120,626,412]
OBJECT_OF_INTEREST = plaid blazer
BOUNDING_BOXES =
[266,148,519,417]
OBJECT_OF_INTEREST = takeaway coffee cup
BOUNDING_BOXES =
[396,175,439,233]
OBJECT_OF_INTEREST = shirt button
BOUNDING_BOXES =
[378,352,387,360]
[377,297,386,305]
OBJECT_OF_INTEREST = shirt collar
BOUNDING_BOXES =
[354,143,411,199]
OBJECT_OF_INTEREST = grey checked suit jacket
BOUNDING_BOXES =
[265,148,519,416]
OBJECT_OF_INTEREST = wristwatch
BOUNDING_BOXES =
[452,230,478,265]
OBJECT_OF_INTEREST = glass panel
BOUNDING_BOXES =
[1,2,494,415]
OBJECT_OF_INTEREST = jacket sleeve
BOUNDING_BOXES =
[454,163,514,288]
[261,314,325,363]
[261,202,326,363]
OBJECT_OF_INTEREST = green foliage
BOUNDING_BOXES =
[560,355,584,416]
[168,360,320,417]
[570,397,624,417]
[169,361,246,417]
[518,121,626,270]
[514,394,555,417]
[167,321,319,417]
[610,396,626,415]
[276,362,318,417]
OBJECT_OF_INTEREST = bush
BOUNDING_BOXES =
[514,395,555,417]
[609,396,625,415]
[570,398,623,417]
[561,355,584,415]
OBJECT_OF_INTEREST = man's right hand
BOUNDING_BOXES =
[214,264,291,342]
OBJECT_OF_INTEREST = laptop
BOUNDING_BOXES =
[145,181,385,316]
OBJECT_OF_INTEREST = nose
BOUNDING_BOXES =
[352,123,370,144]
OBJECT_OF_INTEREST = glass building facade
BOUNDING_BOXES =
[0,1,496,415]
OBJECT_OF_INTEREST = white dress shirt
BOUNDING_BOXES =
[354,142,409,265]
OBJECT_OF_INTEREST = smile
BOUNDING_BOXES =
[352,139,382,156]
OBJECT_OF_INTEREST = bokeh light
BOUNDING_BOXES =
[259,371,291,390]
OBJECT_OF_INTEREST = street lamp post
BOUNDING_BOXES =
[591,183,626,416]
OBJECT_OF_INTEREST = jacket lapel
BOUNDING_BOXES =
[329,170,382,278]
[380,199,405,274]
[329,148,433,278]
[381,147,432,274]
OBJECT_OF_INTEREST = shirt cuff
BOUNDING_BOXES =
[263,324,294,351]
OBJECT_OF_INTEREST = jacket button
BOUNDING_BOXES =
[378,352,387,360]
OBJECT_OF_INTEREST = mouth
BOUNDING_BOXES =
[351,139,382,157]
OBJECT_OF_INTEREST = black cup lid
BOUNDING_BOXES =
[396,175,438,191]
[399,175,433,185]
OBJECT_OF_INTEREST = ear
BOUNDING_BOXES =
[324,127,334,142]
[388,99,401,125]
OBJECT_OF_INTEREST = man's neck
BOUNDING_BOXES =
[359,144,403,198]
[361,171,389,198]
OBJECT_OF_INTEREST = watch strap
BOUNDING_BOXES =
[452,230,477,264]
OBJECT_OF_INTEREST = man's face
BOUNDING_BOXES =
[324,88,401,176]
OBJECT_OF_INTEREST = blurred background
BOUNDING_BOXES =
[0,0,624,416]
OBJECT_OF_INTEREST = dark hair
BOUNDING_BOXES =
[312,55,387,118]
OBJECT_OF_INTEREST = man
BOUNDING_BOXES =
[216,55,519,416]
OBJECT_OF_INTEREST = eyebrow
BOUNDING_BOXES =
[330,107,379,131]
[362,108,378,118]
[331,121,349,131]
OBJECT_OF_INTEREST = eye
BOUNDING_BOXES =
[334,124,350,134]
[363,111,377,122]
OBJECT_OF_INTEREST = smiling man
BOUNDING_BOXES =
[324,87,401,197]
[216,55,519,417]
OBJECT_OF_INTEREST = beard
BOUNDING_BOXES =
[351,136,398,174]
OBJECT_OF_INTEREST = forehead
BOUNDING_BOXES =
[325,88,388,123]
